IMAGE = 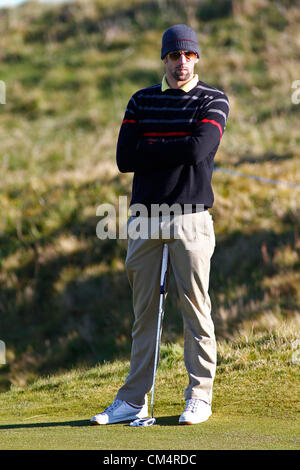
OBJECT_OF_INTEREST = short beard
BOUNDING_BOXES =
[172,68,192,82]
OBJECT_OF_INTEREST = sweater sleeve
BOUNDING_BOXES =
[116,95,141,173]
[136,94,229,172]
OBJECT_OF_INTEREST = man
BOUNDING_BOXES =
[91,24,229,425]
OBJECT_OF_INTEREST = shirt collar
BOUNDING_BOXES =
[161,74,199,93]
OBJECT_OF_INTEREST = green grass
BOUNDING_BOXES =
[0,415,297,450]
[0,0,299,451]
[0,0,300,393]
[0,325,299,450]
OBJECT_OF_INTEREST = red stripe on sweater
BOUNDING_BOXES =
[198,119,223,138]
[122,119,137,124]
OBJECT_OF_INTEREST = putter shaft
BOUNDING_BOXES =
[150,243,168,419]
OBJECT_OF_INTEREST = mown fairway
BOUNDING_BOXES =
[0,414,298,450]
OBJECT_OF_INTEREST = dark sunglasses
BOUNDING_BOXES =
[167,51,198,61]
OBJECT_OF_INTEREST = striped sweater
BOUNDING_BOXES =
[116,78,229,212]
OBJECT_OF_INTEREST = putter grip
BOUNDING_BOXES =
[160,244,168,293]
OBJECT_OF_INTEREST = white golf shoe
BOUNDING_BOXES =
[90,397,148,425]
[179,399,212,425]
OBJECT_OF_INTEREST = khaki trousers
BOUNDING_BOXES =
[116,210,216,406]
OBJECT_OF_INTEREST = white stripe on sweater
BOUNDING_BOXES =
[207,108,228,121]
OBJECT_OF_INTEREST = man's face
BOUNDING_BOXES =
[163,50,199,83]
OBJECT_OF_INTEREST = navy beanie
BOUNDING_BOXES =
[161,24,200,60]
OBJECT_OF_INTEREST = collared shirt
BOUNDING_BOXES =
[161,74,199,93]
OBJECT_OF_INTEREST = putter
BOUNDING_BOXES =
[130,243,169,427]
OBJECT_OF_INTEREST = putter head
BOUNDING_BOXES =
[130,417,156,427]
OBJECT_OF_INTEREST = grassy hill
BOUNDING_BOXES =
[0,0,300,391]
